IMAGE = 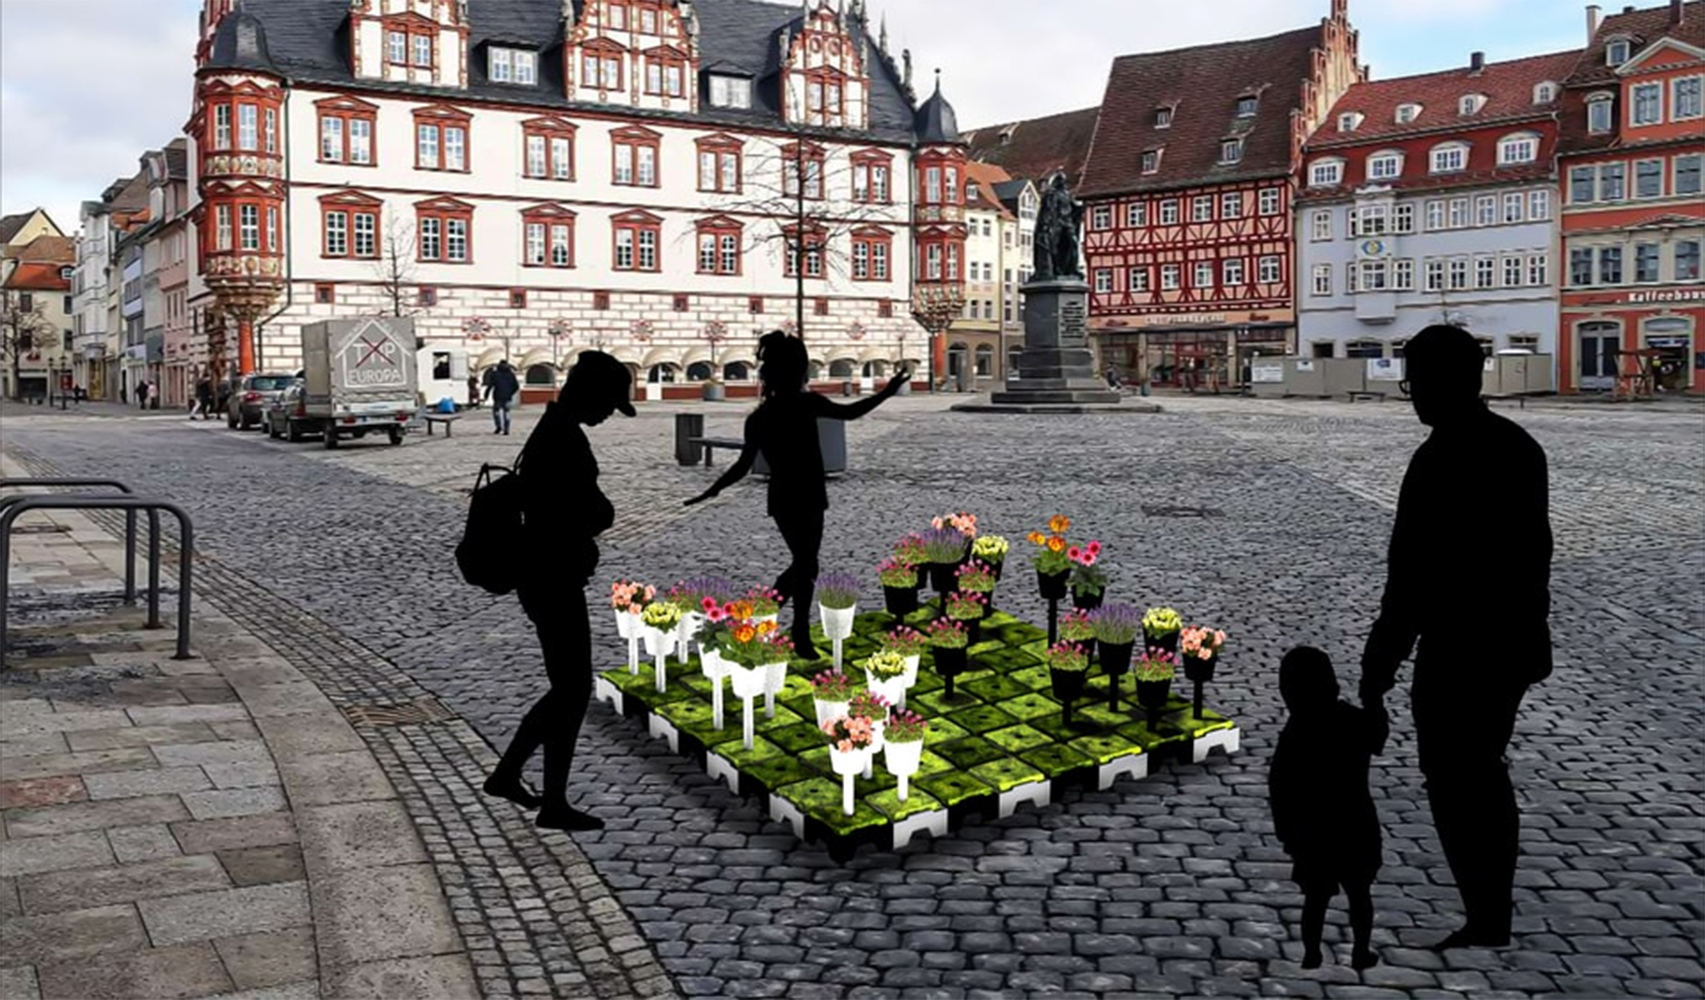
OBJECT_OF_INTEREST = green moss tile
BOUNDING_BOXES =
[946,703,1018,736]
[984,724,1053,754]
[863,786,945,823]
[999,691,1063,722]
[1069,732,1144,765]
[794,747,897,793]
[908,670,944,695]
[969,755,1046,793]
[919,717,970,746]
[915,749,956,777]
[961,674,1031,704]
[1019,742,1097,778]
[768,722,829,756]
[657,699,721,740]
[978,647,1043,673]
[995,622,1048,646]
[776,778,889,838]
[748,753,824,790]
[915,770,995,809]
[1075,701,1132,730]
[1026,713,1082,743]
[755,704,810,734]
[1179,714,1235,737]
[709,734,787,769]
[912,688,982,717]
[1007,664,1055,691]
[1115,720,1192,751]
[930,736,1007,770]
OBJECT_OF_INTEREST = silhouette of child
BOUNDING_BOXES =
[686,331,909,656]
[1269,645,1389,971]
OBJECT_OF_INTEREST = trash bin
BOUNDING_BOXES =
[753,418,846,477]
[674,413,705,466]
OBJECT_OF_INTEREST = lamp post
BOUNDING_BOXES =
[910,285,964,393]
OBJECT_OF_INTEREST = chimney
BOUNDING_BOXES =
[1587,3,1601,41]
[1673,0,1685,24]
[1470,51,1485,74]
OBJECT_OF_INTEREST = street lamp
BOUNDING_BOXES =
[910,284,965,392]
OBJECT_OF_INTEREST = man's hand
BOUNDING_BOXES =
[1358,671,1392,707]
[883,366,912,395]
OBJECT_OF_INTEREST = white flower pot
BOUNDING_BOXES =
[614,608,635,638]
[865,671,911,715]
[676,612,703,666]
[819,604,856,641]
[727,662,767,700]
[641,626,676,659]
[901,655,921,686]
[755,613,779,629]
[830,745,871,776]
[884,738,925,801]
[815,697,851,727]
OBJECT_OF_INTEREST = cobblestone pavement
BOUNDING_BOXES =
[3,392,1701,999]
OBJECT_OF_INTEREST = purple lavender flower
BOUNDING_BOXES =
[1088,602,1142,645]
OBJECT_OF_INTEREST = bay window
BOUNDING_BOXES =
[239,205,259,251]
[237,105,257,151]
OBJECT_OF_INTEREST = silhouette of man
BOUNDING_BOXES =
[484,351,635,832]
[484,359,520,434]
[1360,324,1553,950]
[685,332,909,657]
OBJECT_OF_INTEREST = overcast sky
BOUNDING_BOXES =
[0,0,1591,236]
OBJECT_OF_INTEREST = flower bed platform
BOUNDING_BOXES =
[594,609,1239,860]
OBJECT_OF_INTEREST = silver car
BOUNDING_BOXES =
[227,373,296,430]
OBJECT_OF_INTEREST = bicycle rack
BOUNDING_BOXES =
[0,478,158,608]
[1,495,194,662]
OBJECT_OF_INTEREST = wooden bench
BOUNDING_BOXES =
[688,436,744,466]
[422,412,462,437]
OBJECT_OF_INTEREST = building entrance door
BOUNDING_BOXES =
[1576,322,1620,392]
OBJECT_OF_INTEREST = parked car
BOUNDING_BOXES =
[263,380,315,441]
[227,373,298,430]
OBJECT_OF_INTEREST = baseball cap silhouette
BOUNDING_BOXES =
[565,351,636,416]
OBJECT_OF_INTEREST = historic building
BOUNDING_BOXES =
[1,217,76,401]
[964,106,1100,188]
[945,161,1018,390]
[187,0,967,398]
[1076,0,1362,387]
[1557,0,1703,393]
[991,175,1037,373]
[1297,49,1578,363]
[74,173,151,400]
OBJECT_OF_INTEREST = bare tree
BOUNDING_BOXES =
[371,209,420,320]
[0,293,56,400]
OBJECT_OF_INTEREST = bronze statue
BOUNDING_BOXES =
[1033,171,1085,282]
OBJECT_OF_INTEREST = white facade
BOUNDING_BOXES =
[73,207,113,389]
[1297,182,1559,357]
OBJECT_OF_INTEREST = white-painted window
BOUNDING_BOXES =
[1588,95,1614,134]
[1192,196,1213,222]
[1311,209,1331,241]
[1367,152,1402,180]
[1259,255,1281,283]
[1528,189,1550,220]
[1395,103,1422,124]
[1310,159,1344,187]
[1311,264,1332,296]
[1498,134,1538,165]
[1161,264,1180,290]
[1129,267,1150,292]
[1503,192,1524,223]
[1259,188,1281,215]
[1220,138,1242,164]
[1632,83,1663,126]
[1126,202,1147,227]
[1674,76,1704,120]
[1431,143,1469,174]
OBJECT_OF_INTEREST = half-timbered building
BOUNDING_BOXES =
[1076,0,1361,387]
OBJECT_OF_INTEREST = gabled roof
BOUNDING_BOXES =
[1309,50,1580,150]
[991,178,1033,213]
[964,106,1099,186]
[17,235,75,264]
[0,209,61,247]
[1566,0,1704,87]
[1,262,71,292]
[963,161,1015,218]
[1078,25,1323,198]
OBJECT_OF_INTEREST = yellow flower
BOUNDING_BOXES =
[731,601,754,620]
[756,620,776,635]
[1027,531,1045,545]
[1048,515,1071,534]
[1047,536,1065,553]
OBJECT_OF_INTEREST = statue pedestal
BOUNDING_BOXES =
[952,279,1160,414]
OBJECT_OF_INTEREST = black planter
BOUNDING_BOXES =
[1050,667,1088,726]
[1145,630,1180,657]
[1136,677,1173,729]
[952,614,985,647]
[989,559,1005,582]
[882,584,919,617]
[1184,654,1216,684]
[1098,640,1135,677]
[933,644,969,699]
[928,562,958,596]
[1037,569,1069,601]
[1071,589,1104,612]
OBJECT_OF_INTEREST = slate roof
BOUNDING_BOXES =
[964,106,1099,186]
[990,178,1031,214]
[914,78,961,144]
[1077,25,1323,199]
[164,139,189,181]
[209,0,930,144]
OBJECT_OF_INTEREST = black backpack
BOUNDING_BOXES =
[456,462,526,594]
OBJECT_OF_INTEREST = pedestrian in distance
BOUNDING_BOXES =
[1269,645,1388,971]
[483,358,520,435]
[684,331,910,658]
[1104,363,1121,391]
[192,375,214,420]
[1360,323,1553,951]
[483,351,635,832]
[467,372,481,410]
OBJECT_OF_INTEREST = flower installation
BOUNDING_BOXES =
[931,511,979,538]
[864,649,911,711]
[1043,641,1090,726]
[1059,608,1096,645]
[893,532,930,569]
[877,556,920,615]
[1068,540,1108,608]
[920,525,971,598]
[927,617,970,698]
[1142,606,1183,653]
[821,713,879,815]
[815,571,861,667]
[720,614,793,748]
[1028,515,1074,601]
[610,579,656,672]
[971,534,1009,578]
[1180,624,1228,715]
[878,626,927,697]
[639,601,681,692]
[745,587,783,620]
[881,709,929,801]
[944,591,989,645]
[1134,647,1179,729]
[810,667,856,726]
[847,689,891,779]
[955,560,998,600]
[1089,602,1142,679]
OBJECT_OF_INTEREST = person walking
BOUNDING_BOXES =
[1360,324,1553,951]
[467,372,481,409]
[684,331,909,658]
[192,375,214,420]
[483,351,635,832]
[483,359,520,434]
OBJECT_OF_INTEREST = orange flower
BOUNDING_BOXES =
[1048,514,1071,534]
[731,601,754,620]
[1026,531,1045,545]
[733,624,756,643]
[1047,536,1066,553]
[756,620,776,635]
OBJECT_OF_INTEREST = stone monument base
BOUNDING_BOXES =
[950,396,1163,415]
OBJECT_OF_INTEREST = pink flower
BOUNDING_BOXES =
[1082,552,1097,567]
[1087,540,1102,556]
[1067,546,1082,561]
[701,596,718,612]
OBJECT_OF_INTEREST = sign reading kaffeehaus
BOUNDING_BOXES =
[1090,307,1295,331]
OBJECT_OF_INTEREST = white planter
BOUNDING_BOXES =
[641,626,676,660]
[815,697,851,728]
[829,746,871,815]
[884,738,925,801]
[727,662,768,700]
[819,603,856,641]
[901,655,921,686]
[702,648,728,730]
[755,613,779,630]
[676,612,704,665]
[865,671,911,715]
[614,608,635,639]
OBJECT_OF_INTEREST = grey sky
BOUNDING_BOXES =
[0,0,1588,236]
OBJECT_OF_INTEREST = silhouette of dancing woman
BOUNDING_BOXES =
[1360,324,1553,950]
[484,352,635,832]
[686,332,910,656]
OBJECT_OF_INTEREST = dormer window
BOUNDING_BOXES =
[1219,138,1243,164]
[1309,158,1344,187]
[1395,103,1422,124]
[709,75,752,109]
[1367,151,1403,180]
[1430,141,1470,174]
[1338,111,1363,132]
[1534,82,1557,105]
[1459,94,1486,116]
[1142,148,1163,174]
[489,47,537,85]
[386,27,434,69]
[1236,95,1259,117]
[1154,106,1174,129]
[1587,93,1615,133]
[1606,38,1631,65]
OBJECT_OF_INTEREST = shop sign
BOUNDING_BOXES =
[1295,359,1316,372]
[1626,288,1704,304]
[1367,357,1404,382]
[1251,362,1285,383]
[1143,313,1229,326]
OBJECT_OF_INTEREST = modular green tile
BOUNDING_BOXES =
[911,688,981,716]
[1069,732,1145,765]
[919,717,970,745]
[977,647,1043,673]
[962,674,1032,704]
[747,753,821,791]
[969,755,1046,793]
[915,749,956,777]
[1000,691,1063,721]
[1115,720,1191,751]
[864,787,945,822]
[1019,741,1096,776]
[1007,664,1055,691]
[754,704,810,734]
[915,770,995,809]
[775,778,890,838]
[983,724,1053,754]
[657,699,721,742]
[767,721,829,756]
[993,622,1047,646]
[931,736,1007,770]
[709,734,787,769]
[946,703,1019,735]
[1178,713,1236,737]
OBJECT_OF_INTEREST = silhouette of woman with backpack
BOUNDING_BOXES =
[686,332,910,657]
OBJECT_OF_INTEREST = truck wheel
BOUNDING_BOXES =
[323,430,339,449]
[388,426,404,446]
[286,420,302,443]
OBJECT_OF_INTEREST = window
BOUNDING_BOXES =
[1606,39,1630,65]
[851,228,891,281]
[1635,243,1660,283]
[215,205,232,250]
[1601,162,1625,201]
[1678,154,1703,195]
[925,244,942,280]
[1338,111,1363,132]
[1221,192,1241,218]
[1236,95,1259,117]
[521,206,575,268]
[239,205,259,250]
[1632,83,1663,125]
[1094,269,1113,294]
[695,217,742,276]
[1368,152,1402,180]
[1310,159,1344,186]
[785,227,826,279]
[1393,203,1414,233]
[1675,76,1704,120]
[1498,134,1538,165]
[1588,95,1614,134]
[1259,188,1281,215]
[1473,256,1494,289]
[1161,264,1181,290]
[1141,149,1162,174]
[1570,166,1596,203]
[1128,267,1150,292]
[1312,264,1332,296]
[314,283,335,305]
[489,47,537,85]
[1448,198,1469,228]
[1222,258,1244,286]
[317,98,377,165]
[1220,138,1243,164]
[709,75,753,109]
[1359,260,1387,291]
[1600,246,1622,284]
[1635,159,1664,198]
[323,210,347,256]
[1259,255,1281,284]
[804,69,846,120]
[237,104,257,151]
[1502,255,1522,287]
[416,198,473,263]
[1345,263,1360,294]
[1392,258,1414,290]
[1529,189,1551,220]
[1459,94,1485,116]
[1476,196,1497,227]
[1501,192,1523,223]
[1431,143,1468,174]
[1126,202,1148,227]
[1192,196,1213,222]
[695,135,742,194]
[1356,205,1388,237]
[639,7,657,33]
[594,291,611,310]
[783,142,827,200]
[1425,200,1445,231]
[851,151,892,204]
[1526,253,1548,286]
[1570,247,1595,286]
[1193,261,1214,288]
[1091,205,1112,230]
[509,289,527,309]
[1311,210,1332,241]
[320,195,380,259]
[412,33,432,68]
[212,105,231,149]
[612,211,662,272]
[1159,199,1179,225]
[1449,258,1468,290]
[1154,106,1173,128]
[1395,103,1422,124]
[644,48,689,98]
[1534,82,1557,104]
[414,106,470,171]
[1677,240,1702,282]
[1425,259,1444,292]
[388,31,406,64]
[612,127,661,187]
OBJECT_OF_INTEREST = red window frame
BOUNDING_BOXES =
[415,196,475,264]
[413,104,472,173]
[694,215,744,276]
[611,210,662,272]
[643,46,690,98]
[509,289,528,309]
[314,283,336,304]
[851,149,893,204]
[521,117,578,181]
[520,203,577,269]
[783,223,827,279]
[612,126,662,188]
[805,67,847,119]
[315,96,379,166]
[579,38,626,91]
[782,141,827,201]
[695,134,744,194]
[318,192,383,259]
[850,226,892,282]
[383,13,437,69]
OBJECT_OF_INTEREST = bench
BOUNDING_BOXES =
[688,436,744,467]
[1346,390,1386,402]
[422,412,462,437]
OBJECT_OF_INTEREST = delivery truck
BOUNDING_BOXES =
[298,318,420,448]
